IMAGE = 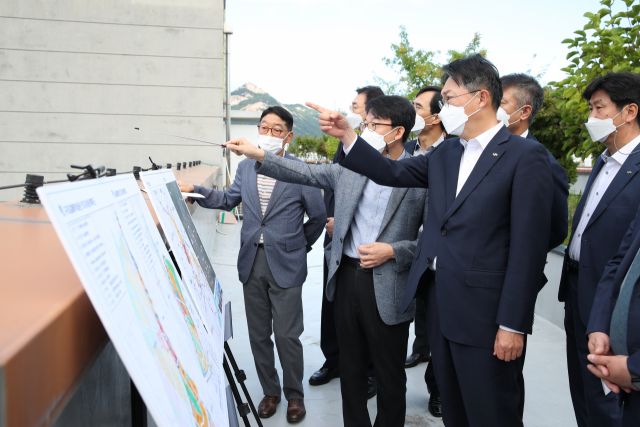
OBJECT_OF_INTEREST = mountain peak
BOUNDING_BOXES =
[230,83,321,137]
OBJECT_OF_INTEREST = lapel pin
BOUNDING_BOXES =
[628,171,632,174]
[493,153,498,157]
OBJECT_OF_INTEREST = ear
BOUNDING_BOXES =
[395,127,405,141]
[626,104,638,124]
[520,105,533,123]
[284,131,294,145]
[478,89,492,110]
[432,114,442,125]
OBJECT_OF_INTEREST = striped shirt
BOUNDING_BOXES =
[257,174,277,243]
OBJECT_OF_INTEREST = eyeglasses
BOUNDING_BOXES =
[257,125,287,137]
[349,105,364,112]
[439,90,480,108]
[358,121,394,133]
[414,104,427,112]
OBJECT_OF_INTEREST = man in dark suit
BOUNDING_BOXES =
[178,106,326,423]
[588,204,640,427]
[498,73,569,417]
[403,85,446,418]
[560,72,640,427]
[309,86,384,401]
[305,54,553,426]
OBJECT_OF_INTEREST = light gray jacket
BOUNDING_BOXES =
[256,151,428,325]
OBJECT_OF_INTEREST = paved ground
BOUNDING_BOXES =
[196,210,578,427]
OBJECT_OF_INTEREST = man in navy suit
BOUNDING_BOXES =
[498,73,569,417]
[588,204,640,427]
[305,54,553,426]
[403,85,446,418]
[309,86,384,400]
[560,72,640,427]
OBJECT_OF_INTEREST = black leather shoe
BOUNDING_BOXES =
[405,353,430,368]
[308,367,339,386]
[428,394,442,418]
[367,377,377,400]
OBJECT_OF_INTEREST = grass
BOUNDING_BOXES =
[564,192,583,246]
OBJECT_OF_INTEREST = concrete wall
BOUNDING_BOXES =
[570,172,590,195]
[0,0,225,202]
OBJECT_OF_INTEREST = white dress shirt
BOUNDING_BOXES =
[521,129,529,138]
[569,135,640,261]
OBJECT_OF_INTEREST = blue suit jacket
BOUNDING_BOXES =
[560,150,640,326]
[525,131,569,251]
[341,126,553,348]
[587,203,640,378]
[192,153,326,287]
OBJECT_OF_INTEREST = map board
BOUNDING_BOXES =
[140,170,225,361]
[38,175,228,427]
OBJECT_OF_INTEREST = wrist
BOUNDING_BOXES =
[257,149,266,163]
[341,129,358,147]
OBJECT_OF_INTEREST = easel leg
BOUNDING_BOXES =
[131,379,148,427]
[223,356,252,427]
[225,342,264,427]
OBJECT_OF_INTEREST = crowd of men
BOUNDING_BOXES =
[178,54,640,427]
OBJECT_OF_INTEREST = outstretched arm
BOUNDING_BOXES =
[254,151,342,191]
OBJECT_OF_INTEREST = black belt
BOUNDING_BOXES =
[341,255,372,273]
[566,257,580,274]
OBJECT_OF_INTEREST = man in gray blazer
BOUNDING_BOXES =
[226,96,427,427]
[179,106,326,423]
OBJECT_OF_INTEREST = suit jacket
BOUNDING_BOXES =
[559,150,640,326]
[525,131,569,251]
[404,139,419,156]
[587,203,640,378]
[323,142,345,246]
[255,151,428,325]
[193,153,326,288]
[341,126,553,348]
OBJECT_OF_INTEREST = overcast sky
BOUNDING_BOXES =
[226,0,623,110]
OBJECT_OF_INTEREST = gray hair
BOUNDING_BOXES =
[500,73,544,125]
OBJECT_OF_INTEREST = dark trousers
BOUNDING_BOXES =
[424,271,523,427]
[335,259,410,427]
[321,258,375,377]
[412,298,440,397]
[623,391,640,427]
[564,269,622,427]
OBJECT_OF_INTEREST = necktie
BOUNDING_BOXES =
[610,248,640,356]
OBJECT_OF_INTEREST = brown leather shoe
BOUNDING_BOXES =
[258,395,281,418]
[286,398,306,423]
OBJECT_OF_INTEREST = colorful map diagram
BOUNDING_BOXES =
[38,175,229,427]
[141,171,225,356]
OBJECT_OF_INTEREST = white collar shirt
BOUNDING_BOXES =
[521,129,529,138]
[455,122,504,196]
[569,135,640,261]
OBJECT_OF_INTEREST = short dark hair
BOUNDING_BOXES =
[260,106,293,131]
[583,72,640,125]
[500,73,545,125]
[356,85,385,104]
[416,86,444,131]
[441,54,502,111]
[365,95,416,143]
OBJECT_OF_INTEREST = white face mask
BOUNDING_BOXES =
[585,105,629,143]
[497,105,525,127]
[411,113,426,133]
[438,91,481,136]
[258,132,290,155]
[346,112,364,129]
[361,127,399,154]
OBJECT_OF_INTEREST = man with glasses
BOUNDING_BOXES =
[309,86,385,400]
[402,85,446,418]
[301,54,554,426]
[178,106,326,423]
[225,95,426,427]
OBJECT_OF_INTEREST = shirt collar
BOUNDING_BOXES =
[459,122,504,150]
[601,134,640,165]
[520,128,529,138]
[415,134,445,151]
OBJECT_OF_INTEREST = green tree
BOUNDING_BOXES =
[375,26,487,99]
[289,135,319,158]
[530,87,581,186]
[550,0,640,161]
[319,135,340,159]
